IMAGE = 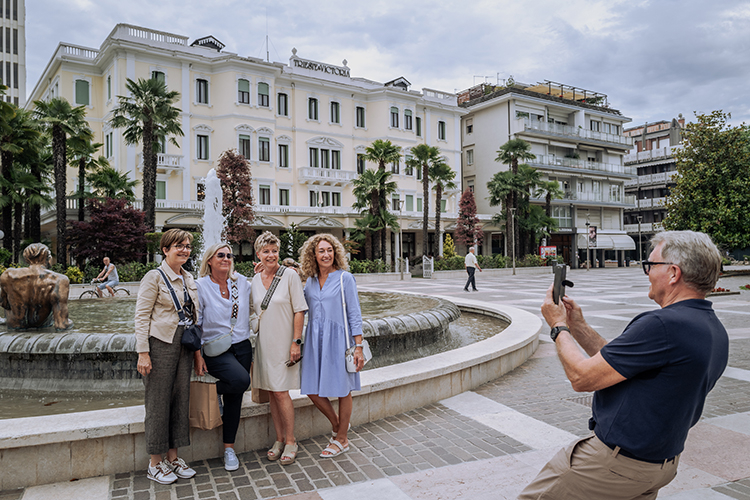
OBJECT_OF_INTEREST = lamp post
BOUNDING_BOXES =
[636,214,643,264]
[585,211,590,272]
[510,207,516,276]
[399,199,405,281]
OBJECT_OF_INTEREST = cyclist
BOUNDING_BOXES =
[94,256,120,297]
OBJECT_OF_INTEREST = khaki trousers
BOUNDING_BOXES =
[518,434,679,500]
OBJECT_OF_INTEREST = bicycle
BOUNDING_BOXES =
[79,280,131,299]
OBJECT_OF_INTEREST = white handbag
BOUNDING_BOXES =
[340,273,372,372]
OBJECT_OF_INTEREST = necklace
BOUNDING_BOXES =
[211,274,229,296]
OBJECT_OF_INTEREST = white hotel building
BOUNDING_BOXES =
[28,24,464,262]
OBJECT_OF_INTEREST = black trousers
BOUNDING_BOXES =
[203,339,253,444]
[464,267,477,291]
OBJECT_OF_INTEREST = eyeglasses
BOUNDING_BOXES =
[216,252,234,260]
[172,244,192,251]
[642,260,675,275]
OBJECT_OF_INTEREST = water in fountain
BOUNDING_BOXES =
[202,168,227,253]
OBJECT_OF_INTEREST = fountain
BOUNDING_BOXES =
[201,168,226,252]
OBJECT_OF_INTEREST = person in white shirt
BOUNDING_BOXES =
[463,247,482,292]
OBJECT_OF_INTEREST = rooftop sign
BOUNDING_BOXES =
[290,48,350,77]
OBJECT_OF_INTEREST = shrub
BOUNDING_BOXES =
[234,261,256,278]
[434,255,465,271]
[349,259,390,274]
[443,234,457,259]
[519,254,546,267]
[117,261,159,282]
[65,266,84,284]
[0,248,11,266]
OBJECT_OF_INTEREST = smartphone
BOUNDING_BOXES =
[285,355,303,367]
[552,263,574,305]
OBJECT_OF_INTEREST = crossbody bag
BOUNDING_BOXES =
[341,272,372,372]
[156,268,202,352]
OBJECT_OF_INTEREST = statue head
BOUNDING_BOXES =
[23,243,51,267]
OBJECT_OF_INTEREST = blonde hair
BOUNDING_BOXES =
[254,231,280,255]
[199,243,236,278]
[299,233,348,278]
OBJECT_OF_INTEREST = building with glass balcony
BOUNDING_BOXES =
[27,24,464,263]
[458,80,636,268]
[0,0,24,106]
[623,117,684,261]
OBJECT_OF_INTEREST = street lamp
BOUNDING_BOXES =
[399,199,405,281]
[510,207,517,276]
[636,214,643,264]
[585,211,591,272]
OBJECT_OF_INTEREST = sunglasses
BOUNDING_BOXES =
[216,252,234,260]
[641,260,675,275]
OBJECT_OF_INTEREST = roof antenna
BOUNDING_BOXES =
[265,9,270,62]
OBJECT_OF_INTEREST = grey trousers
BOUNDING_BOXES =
[143,327,192,455]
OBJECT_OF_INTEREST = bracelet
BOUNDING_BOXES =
[355,344,363,347]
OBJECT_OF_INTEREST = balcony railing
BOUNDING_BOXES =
[531,154,632,175]
[521,118,633,147]
[624,145,682,164]
[136,153,185,175]
[624,222,662,233]
[298,167,357,186]
[59,43,99,60]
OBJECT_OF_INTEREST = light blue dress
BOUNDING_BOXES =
[301,269,362,397]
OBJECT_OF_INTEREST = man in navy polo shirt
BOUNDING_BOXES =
[519,230,729,500]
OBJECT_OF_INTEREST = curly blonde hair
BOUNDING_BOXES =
[299,233,348,278]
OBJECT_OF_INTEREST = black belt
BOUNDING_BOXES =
[604,442,675,465]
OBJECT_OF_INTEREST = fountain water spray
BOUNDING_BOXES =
[202,168,227,254]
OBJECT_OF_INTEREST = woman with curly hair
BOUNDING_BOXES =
[299,233,365,458]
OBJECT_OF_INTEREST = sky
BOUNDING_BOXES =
[26,0,750,127]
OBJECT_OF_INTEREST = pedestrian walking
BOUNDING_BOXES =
[463,247,482,292]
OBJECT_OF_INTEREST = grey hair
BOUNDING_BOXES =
[649,230,722,294]
[254,231,280,255]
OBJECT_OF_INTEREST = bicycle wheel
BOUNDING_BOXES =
[79,290,98,300]
[114,288,130,297]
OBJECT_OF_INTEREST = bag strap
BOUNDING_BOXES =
[229,277,239,334]
[256,266,286,334]
[341,272,351,350]
[157,268,190,324]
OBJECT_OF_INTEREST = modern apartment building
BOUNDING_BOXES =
[459,81,635,268]
[623,117,684,260]
[0,0,24,105]
[27,24,464,262]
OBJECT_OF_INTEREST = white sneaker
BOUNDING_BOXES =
[224,447,239,471]
[148,460,178,484]
[169,457,196,479]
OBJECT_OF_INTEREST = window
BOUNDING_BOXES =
[552,206,572,228]
[441,199,447,213]
[4,27,8,53]
[277,93,288,116]
[416,117,422,137]
[332,150,341,170]
[107,76,111,101]
[12,28,16,55]
[438,121,446,140]
[156,181,166,200]
[330,101,340,123]
[12,0,16,20]
[197,181,205,202]
[391,160,399,175]
[105,132,113,158]
[404,109,412,130]
[279,188,290,206]
[417,164,422,180]
[157,136,166,154]
[75,79,89,106]
[590,120,601,132]
[405,195,413,211]
[356,154,366,174]
[466,149,474,165]
[238,134,251,159]
[356,106,365,128]
[258,82,269,107]
[392,194,400,211]
[278,144,289,168]
[259,137,270,162]
[332,192,341,207]
[390,107,399,128]
[309,191,318,207]
[309,148,319,167]
[196,79,209,104]
[151,71,165,84]
[237,79,250,104]
[11,62,16,89]
[466,120,473,134]
[197,134,209,160]
[308,98,319,120]
[321,191,330,207]
[417,198,422,212]
[259,185,271,205]
[404,155,413,175]
[320,149,330,168]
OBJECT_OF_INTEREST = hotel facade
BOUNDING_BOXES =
[27,24,464,262]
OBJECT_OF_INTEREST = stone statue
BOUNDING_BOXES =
[0,243,73,330]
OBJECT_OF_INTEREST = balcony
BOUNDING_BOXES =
[298,167,357,186]
[136,153,185,176]
[530,154,633,176]
[624,222,662,233]
[520,118,633,149]
[257,205,357,216]
[624,145,682,164]
[624,178,638,188]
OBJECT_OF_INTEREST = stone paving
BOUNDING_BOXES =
[6,266,750,500]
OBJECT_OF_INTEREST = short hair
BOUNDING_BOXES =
[650,230,722,294]
[160,229,193,254]
[299,233,348,278]
[254,231,280,255]
[199,243,236,278]
[23,243,51,265]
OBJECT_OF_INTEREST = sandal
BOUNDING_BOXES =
[267,441,283,461]
[320,439,349,458]
[280,443,298,465]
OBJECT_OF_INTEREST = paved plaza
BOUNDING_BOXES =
[4,266,750,500]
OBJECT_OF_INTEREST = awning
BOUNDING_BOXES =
[576,234,636,250]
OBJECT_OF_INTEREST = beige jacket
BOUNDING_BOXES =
[134,262,199,353]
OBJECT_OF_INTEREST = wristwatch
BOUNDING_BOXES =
[550,326,570,342]
[292,338,302,345]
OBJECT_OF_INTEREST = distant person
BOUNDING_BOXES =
[519,231,729,499]
[463,247,482,292]
[94,256,119,297]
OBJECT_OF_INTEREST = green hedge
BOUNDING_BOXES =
[349,259,390,274]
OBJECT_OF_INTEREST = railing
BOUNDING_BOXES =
[297,167,358,185]
[130,200,204,211]
[115,24,189,46]
[422,256,434,278]
[624,195,636,205]
[256,205,356,216]
[522,118,633,147]
[59,43,99,60]
[624,222,662,233]
[136,153,185,175]
[624,145,682,164]
[624,178,638,188]
[422,88,457,102]
[531,154,632,175]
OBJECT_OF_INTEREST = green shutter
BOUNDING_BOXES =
[406,195,413,212]
[258,82,268,95]
[156,181,166,200]
[238,79,250,93]
[75,80,89,106]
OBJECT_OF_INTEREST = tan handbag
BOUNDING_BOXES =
[188,381,223,430]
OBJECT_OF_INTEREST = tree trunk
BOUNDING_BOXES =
[422,162,429,256]
[1,150,12,251]
[370,190,380,260]
[435,185,442,257]
[13,200,21,262]
[23,201,30,240]
[143,120,156,231]
[365,231,373,260]
[53,126,68,266]
[545,194,552,217]
[78,157,86,221]
[28,167,42,242]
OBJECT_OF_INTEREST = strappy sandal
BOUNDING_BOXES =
[320,439,349,458]
[280,443,298,465]
[267,441,283,461]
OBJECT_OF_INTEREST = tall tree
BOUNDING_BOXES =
[364,139,401,260]
[216,149,255,257]
[663,110,750,250]
[110,78,183,231]
[455,189,483,249]
[429,159,456,256]
[87,165,139,201]
[408,144,441,256]
[495,139,536,258]
[67,130,104,221]
[534,179,565,217]
[33,97,89,266]
[24,143,54,243]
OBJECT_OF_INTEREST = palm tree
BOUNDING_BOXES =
[364,139,401,259]
[534,179,565,218]
[428,159,456,256]
[33,97,89,266]
[110,78,183,231]
[495,139,536,259]
[88,166,139,201]
[24,143,53,243]
[408,144,441,256]
[352,167,397,261]
[67,130,103,221]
